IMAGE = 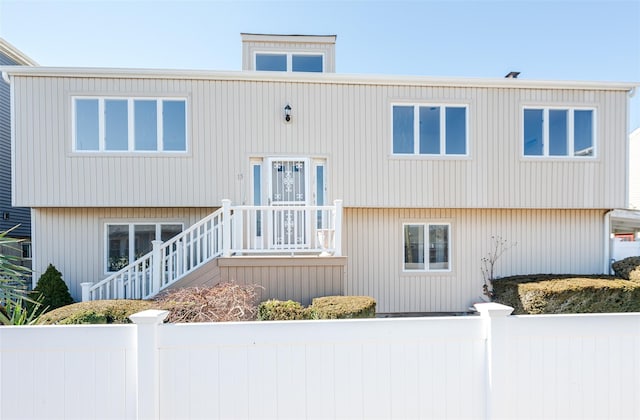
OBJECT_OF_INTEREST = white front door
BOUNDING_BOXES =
[268,158,310,247]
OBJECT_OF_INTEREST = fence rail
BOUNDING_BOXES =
[2,304,640,419]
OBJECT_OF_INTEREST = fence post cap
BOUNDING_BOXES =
[129,309,170,325]
[474,302,514,318]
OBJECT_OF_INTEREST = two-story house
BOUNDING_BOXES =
[2,34,637,313]
[0,38,36,268]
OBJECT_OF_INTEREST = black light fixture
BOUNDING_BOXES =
[284,104,292,122]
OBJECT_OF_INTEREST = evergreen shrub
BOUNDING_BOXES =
[493,274,640,314]
[611,256,640,282]
[258,299,309,320]
[32,264,74,312]
[310,296,376,319]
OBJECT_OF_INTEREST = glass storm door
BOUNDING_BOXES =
[268,158,310,247]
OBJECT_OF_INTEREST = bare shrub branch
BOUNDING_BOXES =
[481,235,517,300]
[154,282,261,323]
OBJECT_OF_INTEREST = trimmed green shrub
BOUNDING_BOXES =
[611,257,640,282]
[38,300,162,325]
[258,299,309,320]
[59,310,108,325]
[493,274,640,314]
[310,296,376,319]
[32,264,74,312]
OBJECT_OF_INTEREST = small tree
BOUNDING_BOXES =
[32,264,74,312]
[481,235,517,300]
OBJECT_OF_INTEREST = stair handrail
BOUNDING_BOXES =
[86,207,225,301]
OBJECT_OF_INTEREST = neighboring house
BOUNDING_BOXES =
[2,34,638,312]
[0,38,36,269]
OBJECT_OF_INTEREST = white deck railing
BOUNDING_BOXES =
[230,204,342,255]
[83,200,342,301]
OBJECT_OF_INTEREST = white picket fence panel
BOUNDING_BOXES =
[1,304,640,419]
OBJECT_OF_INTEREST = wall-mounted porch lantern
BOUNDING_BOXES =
[284,104,292,122]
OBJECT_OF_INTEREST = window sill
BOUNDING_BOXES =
[388,154,472,161]
[400,270,455,277]
[68,151,191,158]
[519,155,599,162]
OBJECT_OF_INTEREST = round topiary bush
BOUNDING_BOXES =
[32,264,74,312]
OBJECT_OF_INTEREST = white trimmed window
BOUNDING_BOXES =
[255,52,324,72]
[106,223,182,273]
[403,223,451,272]
[392,104,468,155]
[523,107,595,157]
[74,97,187,152]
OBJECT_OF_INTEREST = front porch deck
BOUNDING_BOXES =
[83,200,344,301]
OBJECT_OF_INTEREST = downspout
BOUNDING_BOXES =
[603,210,612,274]
[1,71,10,84]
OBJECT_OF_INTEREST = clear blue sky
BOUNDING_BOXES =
[1,0,639,130]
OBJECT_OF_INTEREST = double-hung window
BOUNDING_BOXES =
[403,223,451,272]
[106,223,182,272]
[523,107,595,157]
[74,97,187,152]
[255,53,324,72]
[392,104,468,156]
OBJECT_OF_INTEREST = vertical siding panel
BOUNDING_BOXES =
[344,208,605,313]
[13,76,628,209]
[32,207,215,301]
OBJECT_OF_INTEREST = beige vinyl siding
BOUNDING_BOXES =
[31,207,215,300]
[13,76,628,209]
[344,208,606,313]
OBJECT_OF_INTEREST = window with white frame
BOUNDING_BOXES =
[403,223,450,271]
[523,107,595,157]
[74,97,187,152]
[392,104,468,155]
[106,223,182,272]
[255,53,324,72]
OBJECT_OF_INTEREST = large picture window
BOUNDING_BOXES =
[523,107,595,157]
[403,223,450,272]
[106,223,182,272]
[392,104,468,156]
[74,97,187,152]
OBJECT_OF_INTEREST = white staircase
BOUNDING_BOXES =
[83,200,343,301]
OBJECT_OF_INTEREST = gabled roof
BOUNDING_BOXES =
[0,38,37,66]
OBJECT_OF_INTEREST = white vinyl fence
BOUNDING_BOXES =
[1,303,639,420]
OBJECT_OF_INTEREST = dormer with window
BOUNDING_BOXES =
[241,33,336,73]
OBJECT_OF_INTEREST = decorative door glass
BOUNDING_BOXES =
[270,160,306,204]
[269,159,308,247]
